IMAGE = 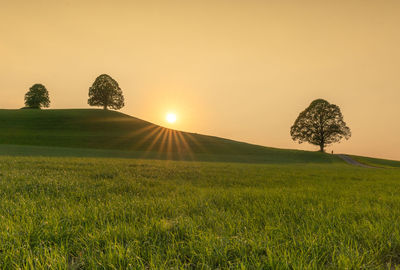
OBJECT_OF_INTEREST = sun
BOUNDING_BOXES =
[166,113,177,123]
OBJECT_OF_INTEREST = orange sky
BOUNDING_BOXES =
[1,0,399,160]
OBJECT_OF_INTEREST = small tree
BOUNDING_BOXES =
[290,99,351,152]
[88,74,124,110]
[24,84,50,109]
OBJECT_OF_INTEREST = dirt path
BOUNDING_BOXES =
[337,154,377,168]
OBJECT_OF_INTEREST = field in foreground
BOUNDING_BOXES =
[1,156,400,269]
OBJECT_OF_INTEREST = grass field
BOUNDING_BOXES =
[0,109,339,164]
[1,155,400,269]
[1,108,400,268]
[351,155,400,168]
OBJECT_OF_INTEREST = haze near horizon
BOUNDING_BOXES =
[1,0,399,160]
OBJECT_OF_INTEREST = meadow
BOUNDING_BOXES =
[1,155,400,269]
[0,109,338,164]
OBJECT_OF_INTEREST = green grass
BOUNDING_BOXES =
[1,108,400,268]
[351,155,400,168]
[0,143,340,165]
[1,155,400,269]
[0,109,339,164]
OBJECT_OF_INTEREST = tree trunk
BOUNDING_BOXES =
[319,144,324,152]
[103,104,107,110]
[319,130,325,152]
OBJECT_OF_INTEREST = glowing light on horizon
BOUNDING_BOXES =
[166,113,177,123]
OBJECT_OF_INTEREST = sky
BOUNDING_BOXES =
[1,0,399,160]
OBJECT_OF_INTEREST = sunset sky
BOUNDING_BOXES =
[1,0,399,160]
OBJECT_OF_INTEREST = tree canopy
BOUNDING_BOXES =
[290,99,351,152]
[88,74,124,110]
[24,84,50,109]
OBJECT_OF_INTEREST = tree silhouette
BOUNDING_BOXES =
[24,84,50,109]
[88,74,124,110]
[290,99,351,152]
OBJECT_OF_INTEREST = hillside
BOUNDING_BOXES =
[0,109,340,163]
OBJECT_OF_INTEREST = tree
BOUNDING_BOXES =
[24,84,50,109]
[88,74,124,110]
[290,99,351,152]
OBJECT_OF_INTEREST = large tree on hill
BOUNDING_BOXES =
[290,99,351,152]
[24,84,50,109]
[88,74,124,110]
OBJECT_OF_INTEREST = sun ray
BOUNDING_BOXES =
[185,132,208,154]
[157,127,170,159]
[166,129,173,160]
[176,131,195,160]
[171,130,183,160]
[143,127,167,157]
[132,126,163,151]
[108,124,159,149]
[127,124,159,138]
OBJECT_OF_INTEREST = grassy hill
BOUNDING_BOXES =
[351,155,400,168]
[0,110,400,268]
[0,109,340,163]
